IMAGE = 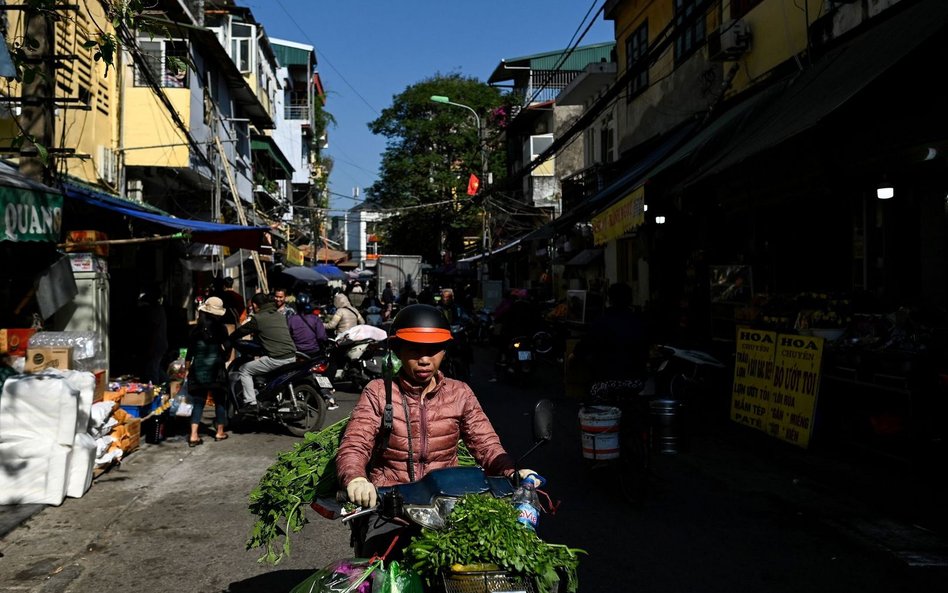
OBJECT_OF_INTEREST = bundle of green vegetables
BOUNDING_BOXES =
[404,494,585,593]
[247,417,477,564]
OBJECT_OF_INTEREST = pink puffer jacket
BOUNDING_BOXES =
[336,372,515,487]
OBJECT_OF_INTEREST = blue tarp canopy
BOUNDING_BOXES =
[313,263,346,280]
[64,183,270,251]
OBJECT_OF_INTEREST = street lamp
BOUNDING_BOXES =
[430,95,490,250]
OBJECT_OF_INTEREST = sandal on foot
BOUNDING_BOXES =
[188,438,204,447]
[214,434,229,441]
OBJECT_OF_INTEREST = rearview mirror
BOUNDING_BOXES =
[533,399,554,443]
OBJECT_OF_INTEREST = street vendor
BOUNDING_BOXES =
[336,304,539,552]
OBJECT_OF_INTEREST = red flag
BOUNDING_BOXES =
[466,173,480,196]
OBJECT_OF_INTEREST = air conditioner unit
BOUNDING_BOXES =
[96,145,116,185]
[708,19,751,61]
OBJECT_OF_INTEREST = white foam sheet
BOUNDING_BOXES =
[0,375,79,445]
[0,441,72,505]
[66,433,96,498]
[58,370,96,434]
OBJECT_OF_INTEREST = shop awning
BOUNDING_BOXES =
[656,0,948,188]
[565,248,603,266]
[64,183,270,251]
[0,164,63,242]
[251,136,295,180]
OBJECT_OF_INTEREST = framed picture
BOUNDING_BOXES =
[566,290,587,323]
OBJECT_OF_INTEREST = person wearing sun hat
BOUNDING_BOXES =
[184,296,231,446]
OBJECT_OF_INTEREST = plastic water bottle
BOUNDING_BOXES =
[512,480,540,531]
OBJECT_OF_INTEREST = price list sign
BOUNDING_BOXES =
[731,328,825,448]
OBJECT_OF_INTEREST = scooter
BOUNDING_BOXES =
[308,400,566,593]
[651,344,726,403]
[442,322,473,382]
[325,335,386,392]
[363,304,384,327]
[226,340,334,436]
[496,331,549,383]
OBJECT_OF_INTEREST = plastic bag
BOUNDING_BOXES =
[166,349,188,381]
[172,381,194,418]
[372,561,423,593]
[290,558,382,593]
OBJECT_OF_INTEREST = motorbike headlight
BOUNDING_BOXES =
[512,341,521,349]
[404,496,456,530]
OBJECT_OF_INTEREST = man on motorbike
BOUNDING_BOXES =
[336,304,539,553]
[228,292,298,411]
[324,292,365,337]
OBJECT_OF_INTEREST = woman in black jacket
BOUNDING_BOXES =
[185,296,231,446]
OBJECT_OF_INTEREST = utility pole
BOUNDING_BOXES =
[18,6,55,184]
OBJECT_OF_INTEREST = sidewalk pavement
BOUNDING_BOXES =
[676,418,948,567]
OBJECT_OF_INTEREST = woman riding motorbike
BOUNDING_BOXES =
[336,304,540,556]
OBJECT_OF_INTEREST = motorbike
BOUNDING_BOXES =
[225,340,333,436]
[495,331,551,383]
[472,307,494,345]
[442,322,473,382]
[325,333,387,392]
[651,344,727,416]
[363,304,384,327]
[309,400,559,593]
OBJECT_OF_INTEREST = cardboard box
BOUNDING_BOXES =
[0,328,37,357]
[120,387,155,407]
[65,230,109,257]
[24,347,72,372]
[123,418,141,453]
[92,369,107,402]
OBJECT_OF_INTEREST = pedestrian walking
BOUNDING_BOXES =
[185,296,231,446]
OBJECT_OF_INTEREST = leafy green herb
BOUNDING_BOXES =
[404,494,586,593]
[247,418,478,564]
[247,418,349,564]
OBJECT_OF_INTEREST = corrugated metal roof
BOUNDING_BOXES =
[489,42,614,83]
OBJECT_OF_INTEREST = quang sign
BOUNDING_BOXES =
[591,185,645,245]
[1,186,63,242]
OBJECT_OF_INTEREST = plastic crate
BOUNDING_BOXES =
[442,571,536,593]
[120,397,161,418]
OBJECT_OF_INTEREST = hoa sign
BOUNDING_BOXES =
[1,186,63,242]
[731,328,825,448]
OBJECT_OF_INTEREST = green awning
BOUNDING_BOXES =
[272,42,315,67]
[251,137,295,179]
[1,165,63,242]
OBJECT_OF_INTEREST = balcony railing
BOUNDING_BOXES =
[510,70,581,105]
[284,104,312,121]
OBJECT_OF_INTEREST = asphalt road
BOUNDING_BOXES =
[1,345,946,592]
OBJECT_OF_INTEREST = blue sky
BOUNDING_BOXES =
[239,1,615,213]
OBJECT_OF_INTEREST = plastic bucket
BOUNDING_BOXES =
[650,399,686,454]
[579,405,621,460]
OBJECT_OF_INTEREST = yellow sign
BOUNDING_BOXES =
[285,243,303,266]
[591,185,645,245]
[731,328,824,448]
